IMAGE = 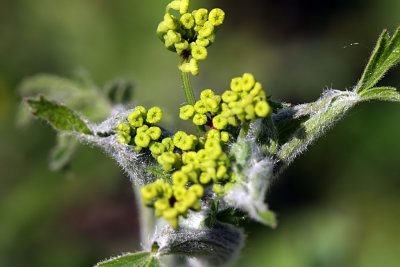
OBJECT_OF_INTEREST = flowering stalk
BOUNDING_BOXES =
[20,0,400,266]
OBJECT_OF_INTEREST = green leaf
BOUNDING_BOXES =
[359,86,400,102]
[18,74,112,122]
[356,27,400,92]
[95,252,161,267]
[26,96,92,134]
[49,135,79,171]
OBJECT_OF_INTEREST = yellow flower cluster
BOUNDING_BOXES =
[157,0,225,75]
[115,106,163,151]
[141,179,203,229]
[180,73,271,128]
[116,74,271,228]
[141,128,234,228]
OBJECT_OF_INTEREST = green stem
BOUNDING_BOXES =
[180,67,196,106]
[179,58,205,134]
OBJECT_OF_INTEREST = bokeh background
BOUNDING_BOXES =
[1,0,400,266]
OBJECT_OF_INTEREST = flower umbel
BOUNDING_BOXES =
[157,0,225,76]
[116,74,271,228]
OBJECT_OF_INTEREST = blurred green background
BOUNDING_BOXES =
[1,0,400,266]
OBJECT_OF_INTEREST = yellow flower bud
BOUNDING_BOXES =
[164,13,178,30]
[254,101,271,117]
[193,113,208,125]
[179,58,199,76]
[116,123,131,133]
[154,198,170,211]
[193,8,208,26]
[173,186,187,201]
[242,73,256,91]
[194,100,208,114]
[181,163,194,173]
[188,184,204,197]
[128,116,143,128]
[175,40,190,55]
[184,191,198,207]
[173,131,188,147]
[163,208,178,220]
[212,114,228,130]
[212,184,224,195]
[172,171,189,185]
[205,98,219,113]
[208,8,225,26]
[198,21,214,38]
[196,38,210,47]
[174,201,188,214]
[191,43,208,60]
[220,131,230,142]
[216,165,227,179]
[199,172,212,184]
[137,125,149,133]
[164,30,181,48]
[149,142,165,156]
[117,132,131,144]
[180,13,194,29]
[162,137,175,152]
[207,129,220,140]
[146,106,163,124]
[135,106,147,115]
[179,0,190,14]
[146,126,162,140]
[157,21,169,34]
[141,184,158,200]
[222,90,238,103]
[182,151,197,164]
[166,0,180,12]
[230,77,243,92]
[179,104,195,120]
[135,132,151,148]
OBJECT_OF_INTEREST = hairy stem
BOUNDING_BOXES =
[274,90,361,176]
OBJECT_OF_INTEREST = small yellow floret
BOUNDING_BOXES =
[179,104,195,120]
[193,113,208,125]
[254,101,271,117]
[180,13,194,29]
[208,8,225,26]
[146,106,163,124]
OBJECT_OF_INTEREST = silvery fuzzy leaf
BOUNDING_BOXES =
[153,223,244,267]
[224,138,277,228]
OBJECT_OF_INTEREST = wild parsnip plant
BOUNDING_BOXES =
[20,1,400,266]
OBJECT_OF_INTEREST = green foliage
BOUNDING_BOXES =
[26,96,92,134]
[356,27,400,93]
[359,86,400,102]
[95,252,161,267]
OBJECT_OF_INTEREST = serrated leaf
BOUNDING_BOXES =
[26,96,92,134]
[359,86,400,102]
[356,27,400,92]
[95,252,161,267]
[155,223,244,267]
